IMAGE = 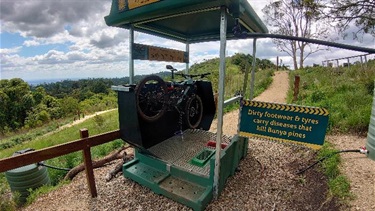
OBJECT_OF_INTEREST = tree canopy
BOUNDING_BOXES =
[262,0,330,70]
[320,0,375,38]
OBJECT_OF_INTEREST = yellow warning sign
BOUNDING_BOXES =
[128,0,160,10]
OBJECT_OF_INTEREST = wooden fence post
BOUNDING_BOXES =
[293,75,300,102]
[80,129,97,198]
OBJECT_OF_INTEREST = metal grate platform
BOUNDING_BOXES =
[148,129,232,177]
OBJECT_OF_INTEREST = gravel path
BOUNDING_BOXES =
[327,135,375,210]
[21,71,374,210]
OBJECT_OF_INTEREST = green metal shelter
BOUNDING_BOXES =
[105,0,268,210]
[105,0,268,43]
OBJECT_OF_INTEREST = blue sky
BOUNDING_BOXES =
[1,0,374,83]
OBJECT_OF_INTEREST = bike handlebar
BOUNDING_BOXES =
[175,72,211,79]
[167,65,210,79]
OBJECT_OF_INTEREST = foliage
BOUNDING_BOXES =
[0,77,119,135]
[231,53,277,71]
[0,177,17,211]
[0,110,119,159]
[317,143,352,201]
[262,0,330,69]
[0,110,122,186]
[25,182,68,206]
[317,0,375,38]
[0,78,32,131]
[288,60,375,134]
[93,114,105,128]
[188,53,276,100]
[0,119,71,150]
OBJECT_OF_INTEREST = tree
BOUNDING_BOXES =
[0,78,31,129]
[0,90,10,134]
[319,0,375,38]
[262,0,330,69]
[33,86,46,105]
[60,96,80,117]
[231,53,276,71]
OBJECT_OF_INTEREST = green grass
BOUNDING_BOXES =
[0,110,119,159]
[286,62,375,204]
[220,68,275,113]
[317,143,353,201]
[0,110,124,208]
[0,118,73,150]
[187,56,275,101]
[0,110,123,186]
[287,61,375,134]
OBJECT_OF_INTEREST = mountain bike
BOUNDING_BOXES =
[135,65,210,129]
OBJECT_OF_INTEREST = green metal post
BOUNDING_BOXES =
[213,6,227,199]
[129,25,134,84]
[366,80,375,161]
[186,42,189,74]
[250,38,257,100]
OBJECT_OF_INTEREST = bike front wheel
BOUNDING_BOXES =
[185,94,203,129]
[135,75,167,122]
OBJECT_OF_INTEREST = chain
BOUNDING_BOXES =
[174,106,184,136]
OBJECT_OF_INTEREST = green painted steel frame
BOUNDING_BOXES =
[366,81,375,161]
[123,135,248,210]
[105,0,268,43]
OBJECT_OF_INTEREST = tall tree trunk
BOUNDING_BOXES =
[293,54,298,70]
[299,43,305,69]
[291,40,299,70]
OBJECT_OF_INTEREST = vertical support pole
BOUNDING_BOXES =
[250,38,257,100]
[81,129,97,198]
[186,42,190,74]
[293,75,300,102]
[213,6,227,199]
[336,59,339,68]
[129,26,134,84]
[360,56,363,69]
[276,56,279,71]
[322,61,324,67]
[347,58,350,70]
[242,62,250,98]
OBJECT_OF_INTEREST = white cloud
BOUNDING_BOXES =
[23,40,40,47]
[1,0,374,81]
[0,46,22,54]
[0,0,109,38]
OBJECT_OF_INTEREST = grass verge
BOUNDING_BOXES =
[318,142,352,202]
[0,110,124,209]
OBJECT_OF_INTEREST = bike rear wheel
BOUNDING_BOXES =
[185,94,203,129]
[135,75,167,122]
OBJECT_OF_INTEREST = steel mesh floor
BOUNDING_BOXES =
[148,129,232,177]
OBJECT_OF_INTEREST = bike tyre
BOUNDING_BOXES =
[185,94,203,129]
[135,75,167,122]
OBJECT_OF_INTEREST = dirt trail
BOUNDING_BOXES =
[42,109,117,137]
[253,71,289,103]
[210,71,289,135]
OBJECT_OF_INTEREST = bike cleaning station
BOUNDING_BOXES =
[105,0,268,210]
